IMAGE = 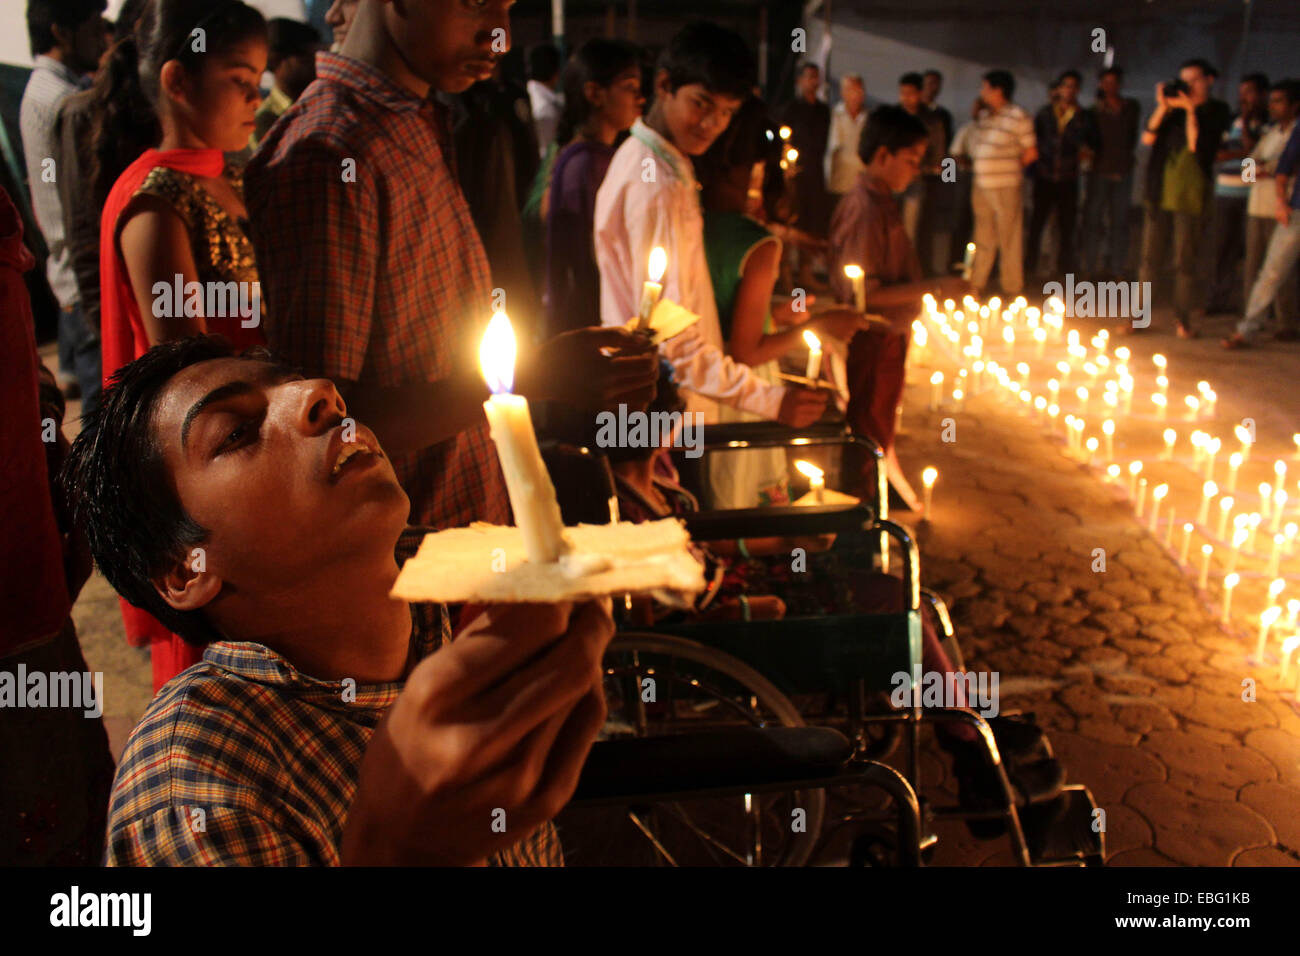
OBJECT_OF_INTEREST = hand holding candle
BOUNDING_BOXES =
[803,328,823,380]
[843,264,866,313]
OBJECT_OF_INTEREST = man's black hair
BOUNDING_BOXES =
[1099,65,1124,81]
[1057,69,1082,86]
[266,16,320,64]
[1241,72,1270,94]
[799,61,820,76]
[1181,58,1216,78]
[899,72,924,91]
[61,336,282,647]
[923,69,943,81]
[27,0,106,57]
[657,21,755,99]
[527,42,563,83]
[858,104,929,165]
[982,69,1015,101]
[1272,78,1300,105]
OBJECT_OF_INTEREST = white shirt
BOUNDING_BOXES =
[970,103,1035,190]
[527,79,564,159]
[825,101,867,195]
[1249,120,1296,220]
[594,119,787,423]
[19,55,83,308]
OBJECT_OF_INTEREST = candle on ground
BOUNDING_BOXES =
[1235,424,1253,462]
[803,329,823,380]
[636,246,667,330]
[1281,635,1300,681]
[479,312,568,564]
[1180,522,1194,564]
[1198,480,1218,525]
[1136,478,1149,518]
[1162,428,1177,460]
[1256,606,1282,660]
[1222,572,1240,622]
[1107,464,1121,484]
[1128,461,1143,498]
[962,242,975,280]
[1152,393,1167,419]
[1184,395,1200,420]
[1248,512,1262,552]
[1272,489,1288,533]
[929,371,944,411]
[1086,436,1099,466]
[1228,452,1243,492]
[922,466,938,514]
[1203,437,1220,479]
[1198,544,1213,589]
[1149,483,1169,532]
[1229,527,1249,573]
[1269,534,1285,577]
[1102,419,1115,460]
[1164,510,1176,547]
[1217,496,1234,540]
[1259,482,1273,521]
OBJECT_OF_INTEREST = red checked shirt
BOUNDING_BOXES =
[245,53,509,529]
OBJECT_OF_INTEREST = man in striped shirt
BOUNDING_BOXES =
[967,70,1038,296]
[63,337,614,865]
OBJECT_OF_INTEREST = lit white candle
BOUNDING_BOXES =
[1269,533,1285,578]
[479,312,568,564]
[929,371,944,411]
[795,459,825,503]
[922,466,938,514]
[1136,478,1149,518]
[1086,436,1099,466]
[1222,572,1239,622]
[1216,495,1234,539]
[1198,544,1213,589]
[1149,483,1168,532]
[1203,437,1220,480]
[1102,419,1114,461]
[1229,526,1249,573]
[803,328,823,381]
[1151,392,1167,419]
[1273,489,1288,533]
[1180,522,1194,564]
[636,246,668,330]
[1256,605,1281,659]
[1162,428,1176,461]
[962,242,975,280]
[1198,481,1218,525]
[1128,460,1143,498]
[843,264,866,312]
[1235,424,1253,462]
[1280,634,1300,681]
[1228,452,1243,492]
[1107,463,1121,484]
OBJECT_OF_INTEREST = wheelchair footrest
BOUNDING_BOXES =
[571,726,853,804]
[1022,785,1105,865]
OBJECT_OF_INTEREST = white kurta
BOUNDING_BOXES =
[595,119,787,425]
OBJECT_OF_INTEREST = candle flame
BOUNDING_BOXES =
[843,263,864,280]
[1153,483,1169,501]
[794,459,823,480]
[779,125,791,140]
[1225,572,1240,588]
[648,246,667,283]
[803,329,821,351]
[922,466,938,487]
[479,311,517,395]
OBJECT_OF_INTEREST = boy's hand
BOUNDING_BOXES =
[776,386,829,428]
[813,309,873,344]
[520,327,659,413]
[340,600,614,866]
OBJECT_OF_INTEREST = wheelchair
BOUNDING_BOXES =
[548,422,1104,867]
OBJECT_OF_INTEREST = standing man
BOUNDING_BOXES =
[1137,58,1232,338]
[1224,82,1300,347]
[920,68,955,276]
[1080,67,1139,280]
[526,42,564,160]
[897,72,946,251]
[922,70,953,149]
[825,74,867,209]
[1026,70,1097,280]
[1207,73,1270,312]
[19,0,107,413]
[967,70,1037,297]
[246,0,657,531]
[783,61,832,284]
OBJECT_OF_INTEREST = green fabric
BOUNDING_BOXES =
[1161,147,1207,216]
[703,211,780,341]
[521,142,558,294]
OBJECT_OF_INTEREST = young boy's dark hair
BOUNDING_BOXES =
[1273,78,1300,105]
[1056,69,1082,86]
[528,42,563,84]
[656,20,754,100]
[1241,73,1270,96]
[60,335,280,647]
[1099,66,1124,81]
[27,0,105,56]
[555,37,641,146]
[982,69,1016,101]
[694,94,776,194]
[857,104,929,166]
[1180,57,1215,78]
[899,72,924,91]
[266,16,320,66]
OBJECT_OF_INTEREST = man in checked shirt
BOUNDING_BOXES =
[63,337,613,865]
[246,0,657,533]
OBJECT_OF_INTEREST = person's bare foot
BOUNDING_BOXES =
[884,449,923,513]
[1221,333,1249,350]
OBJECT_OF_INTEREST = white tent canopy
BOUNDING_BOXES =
[0,0,307,68]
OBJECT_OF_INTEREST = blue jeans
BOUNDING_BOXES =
[1080,171,1132,275]
[59,303,101,417]
[1239,214,1300,341]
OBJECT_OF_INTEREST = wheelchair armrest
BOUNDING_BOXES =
[699,420,856,450]
[681,502,875,540]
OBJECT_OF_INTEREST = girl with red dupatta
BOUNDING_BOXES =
[95,0,269,692]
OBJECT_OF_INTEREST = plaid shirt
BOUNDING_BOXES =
[104,529,561,866]
[245,53,509,530]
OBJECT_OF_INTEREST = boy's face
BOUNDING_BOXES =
[873,139,926,194]
[1058,76,1079,105]
[387,0,515,94]
[655,74,742,156]
[151,357,408,615]
[922,73,941,102]
[898,84,921,113]
[1099,72,1120,97]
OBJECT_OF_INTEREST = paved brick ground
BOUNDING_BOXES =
[892,307,1300,866]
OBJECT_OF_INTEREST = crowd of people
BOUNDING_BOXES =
[5,0,1298,867]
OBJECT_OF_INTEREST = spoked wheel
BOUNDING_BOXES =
[563,632,826,867]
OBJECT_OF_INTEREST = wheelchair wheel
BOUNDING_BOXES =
[576,632,826,867]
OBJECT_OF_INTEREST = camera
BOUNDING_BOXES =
[1162,79,1189,98]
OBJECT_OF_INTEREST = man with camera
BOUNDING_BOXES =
[1136,58,1232,338]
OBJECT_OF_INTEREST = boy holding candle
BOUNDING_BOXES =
[593,21,828,509]
[828,105,970,508]
[246,0,658,531]
[62,337,614,865]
